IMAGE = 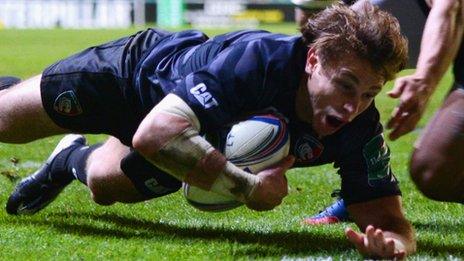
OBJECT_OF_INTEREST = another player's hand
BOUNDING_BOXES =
[386,74,435,140]
[245,156,295,211]
[345,225,406,260]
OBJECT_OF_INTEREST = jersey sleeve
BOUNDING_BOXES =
[335,105,401,205]
[171,41,276,132]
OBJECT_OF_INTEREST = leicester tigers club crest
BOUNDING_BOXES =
[294,134,324,163]
[53,90,83,116]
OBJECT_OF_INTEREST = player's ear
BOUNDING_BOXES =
[305,47,318,75]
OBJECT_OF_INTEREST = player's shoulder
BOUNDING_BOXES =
[207,30,305,69]
[212,29,301,48]
[212,29,272,40]
[150,29,209,51]
[167,29,210,43]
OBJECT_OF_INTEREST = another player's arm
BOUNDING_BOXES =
[132,94,293,211]
[345,196,416,259]
[387,0,464,139]
[414,0,464,87]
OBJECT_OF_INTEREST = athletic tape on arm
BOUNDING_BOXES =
[145,94,259,202]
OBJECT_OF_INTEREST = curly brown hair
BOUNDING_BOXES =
[300,1,408,81]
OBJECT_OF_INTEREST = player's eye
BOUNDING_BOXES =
[337,82,354,93]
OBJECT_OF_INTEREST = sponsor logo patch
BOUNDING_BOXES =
[53,90,83,116]
[363,134,392,186]
[190,83,218,109]
[294,134,324,163]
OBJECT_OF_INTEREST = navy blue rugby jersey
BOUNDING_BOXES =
[133,29,399,205]
[289,103,400,205]
[133,29,306,130]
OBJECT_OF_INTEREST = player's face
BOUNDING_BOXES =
[301,48,384,137]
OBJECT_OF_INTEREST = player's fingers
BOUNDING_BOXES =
[387,79,406,98]
[389,126,405,141]
[372,229,385,252]
[395,250,406,260]
[384,238,395,256]
[386,106,401,129]
[365,225,376,250]
[396,97,416,112]
[374,229,384,240]
[345,227,364,244]
[388,109,413,133]
[275,155,295,172]
[365,225,375,235]
[345,227,368,254]
[388,114,418,140]
[387,99,414,129]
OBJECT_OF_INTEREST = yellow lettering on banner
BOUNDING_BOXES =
[233,10,284,23]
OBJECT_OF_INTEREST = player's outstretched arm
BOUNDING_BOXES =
[132,94,294,211]
[345,196,416,259]
[387,0,464,140]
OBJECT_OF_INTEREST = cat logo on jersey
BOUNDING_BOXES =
[190,83,218,109]
[294,134,324,163]
[53,90,83,116]
[363,133,393,186]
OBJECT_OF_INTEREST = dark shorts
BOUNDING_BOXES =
[40,29,168,146]
[40,29,182,198]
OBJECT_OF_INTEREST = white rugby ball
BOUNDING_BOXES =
[183,114,290,212]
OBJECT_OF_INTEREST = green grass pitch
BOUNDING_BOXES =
[0,25,463,260]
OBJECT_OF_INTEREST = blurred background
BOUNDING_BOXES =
[0,0,335,29]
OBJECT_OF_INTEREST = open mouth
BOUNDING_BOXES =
[326,115,344,129]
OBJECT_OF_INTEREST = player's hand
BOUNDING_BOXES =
[245,156,295,211]
[386,74,435,140]
[345,225,407,260]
